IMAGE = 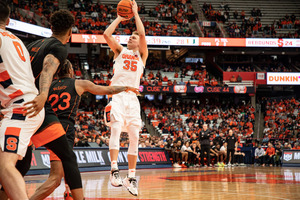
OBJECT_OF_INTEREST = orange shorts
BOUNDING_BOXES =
[49,149,60,161]
[31,122,65,148]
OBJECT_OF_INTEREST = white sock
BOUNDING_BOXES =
[128,169,136,178]
[111,160,118,170]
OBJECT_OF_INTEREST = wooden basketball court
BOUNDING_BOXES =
[25,167,300,200]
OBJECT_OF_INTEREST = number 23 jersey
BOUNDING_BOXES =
[48,78,80,124]
[110,47,144,89]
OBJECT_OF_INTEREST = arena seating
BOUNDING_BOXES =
[263,98,300,142]
[198,0,300,38]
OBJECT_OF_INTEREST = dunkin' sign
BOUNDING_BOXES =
[267,73,300,85]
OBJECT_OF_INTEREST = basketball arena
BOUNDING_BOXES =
[1,0,300,200]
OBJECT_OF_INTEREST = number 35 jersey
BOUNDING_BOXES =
[110,47,144,89]
[48,78,80,123]
[0,28,38,108]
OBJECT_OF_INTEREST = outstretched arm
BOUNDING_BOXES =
[24,54,60,117]
[132,0,148,64]
[75,80,140,96]
[103,16,125,57]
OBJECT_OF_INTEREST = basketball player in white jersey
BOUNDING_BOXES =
[0,2,44,200]
[103,0,148,196]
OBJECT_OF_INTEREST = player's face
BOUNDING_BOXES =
[127,34,139,50]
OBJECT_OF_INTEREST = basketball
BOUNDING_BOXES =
[117,0,134,19]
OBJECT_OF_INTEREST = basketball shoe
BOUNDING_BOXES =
[64,191,73,200]
[123,176,138,196]
[110,169,123,187]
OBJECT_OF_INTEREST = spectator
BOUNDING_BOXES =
[264,143,275,166]
[237,74,242,82]
[255,144,265,166]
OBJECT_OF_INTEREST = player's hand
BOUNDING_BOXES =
[125,86,140,95]
[117,15,130,21]
[23,94,47,118]
[131,0,138,16]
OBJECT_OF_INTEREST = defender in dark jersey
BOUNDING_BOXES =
[21,10,85,200]
[42,60,139,199]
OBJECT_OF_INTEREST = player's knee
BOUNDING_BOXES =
[109,122,122,150]
[128,125,140,142]
[48,174,62,188]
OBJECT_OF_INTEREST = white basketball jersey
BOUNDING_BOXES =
[0,28,38,108]
[110,47,144,89]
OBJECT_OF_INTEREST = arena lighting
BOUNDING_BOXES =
[6,19,52,37]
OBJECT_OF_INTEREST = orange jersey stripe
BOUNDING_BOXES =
[0,71,11,82]
[31,123,65,148]
[9,89,24,99]
[5,127,21,137]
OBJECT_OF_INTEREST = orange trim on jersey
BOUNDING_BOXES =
[140,73,143,79]
[49,149,61,161]
[9,90,24,99]
[31,123,65,148]
[0,71,10,82]
[12,107,26,114]
[68,95,78,120]
[5,127,21,137]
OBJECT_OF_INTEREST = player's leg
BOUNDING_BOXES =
[109,118,123,187]
[62,121,76,200]
[0,104,44,200]
[29,160,63,200]
[0,151,28,200]
[200,146,205,166]
[206,146,211,167]
[44,135,83,200]
[227,148,231,166]
[0,145,32,200]
[123,125,140,196]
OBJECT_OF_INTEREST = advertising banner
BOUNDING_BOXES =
[246,38,300,48]
[139,85,255,94]
[30,148,171,171]
[283,150,300,167]
[267,73,300,85]
[5,20,300,48]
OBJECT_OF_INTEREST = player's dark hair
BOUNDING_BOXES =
[57,59,72,78]
[0,1,10,23]
[50,10,74,36]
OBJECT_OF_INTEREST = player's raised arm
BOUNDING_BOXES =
[75,80,140,96]
[103,16,126,57]
[132,0,148,64]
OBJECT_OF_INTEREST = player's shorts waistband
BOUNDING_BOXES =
[4,93,37,108]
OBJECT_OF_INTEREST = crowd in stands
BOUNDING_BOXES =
[149,0,197,25]
[10,0,195,36]
[263,98,300,144]
[225,65,254,72]
[12,0,58,27]
[69,0,196,36]
[202,2,230,23]
[201,1,300,38]
[219,54,297,72]
[90,58,221,87]
[255,97,300,167]
[142,100,255,141]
